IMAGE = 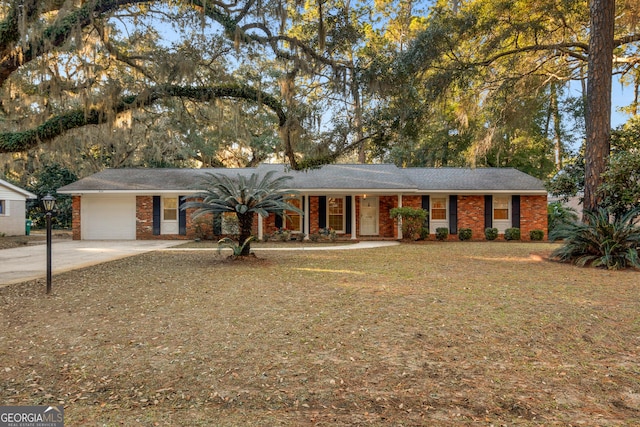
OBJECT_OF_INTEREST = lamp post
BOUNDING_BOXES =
[42,194,56,294]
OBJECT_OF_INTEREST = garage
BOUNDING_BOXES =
[81,195,136,240]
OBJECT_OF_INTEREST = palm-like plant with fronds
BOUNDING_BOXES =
[183,171,302,256]
[550,207,640,270]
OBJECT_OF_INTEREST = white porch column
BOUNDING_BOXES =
[397,194,403,239]
[304,194,310,240]
[258,214,263,240]
[351,195,357,240]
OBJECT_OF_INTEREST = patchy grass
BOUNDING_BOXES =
[1,242,639,426]
[0,231,71,250]
[176,239,355,249]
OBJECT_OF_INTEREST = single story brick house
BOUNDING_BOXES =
[57,164,548,241]
[0,178,37,236]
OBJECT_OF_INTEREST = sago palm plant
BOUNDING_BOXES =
[183,171,302,256]
[550,207,640,270]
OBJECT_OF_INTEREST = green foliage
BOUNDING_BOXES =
[550,207,640,270]
[183,171,302,256]
[504,228,521,241]
[485,228,498,241]
[435,227,449,241]
[273,229,291,242]
[25,164,78,229]
[600,118,640,218]
[419,227,430,240]
[548,201,579,235]
[390,207,427,240]
[319,227,337,242]
[546,153,585,202]
[529,229,545,241]
[458,228,472,241]
[217,236,256,257]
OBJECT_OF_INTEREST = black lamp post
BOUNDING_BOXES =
[42,194,56,294]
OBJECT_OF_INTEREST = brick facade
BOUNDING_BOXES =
[72,196,81,240]
[71,193,548,241]
[520,195,548,240]
[457,195,486,240]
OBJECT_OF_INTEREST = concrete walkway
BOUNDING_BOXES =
[0,240,399,286]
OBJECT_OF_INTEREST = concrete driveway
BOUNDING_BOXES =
[0,240,182,286]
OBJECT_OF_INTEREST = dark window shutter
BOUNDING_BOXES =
[484,195,493,229]
[275,195,284,228]
[152,196,161,235]
[422,195,430,231]
[512,195,521,228]
[178,196,187,235]
[345,196,352,234]
[213,213,222,235]
[319,196,327,229]
[449,195,458,234]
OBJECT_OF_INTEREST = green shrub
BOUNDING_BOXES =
[390,207,428,240]
[458,228,472,241]
[529,229,545,241]
[419,226,430,240]
[504,228,521,240]
[295,232,306,241]
[309,233,321,242]
[550,207,640,270]
[485,227,498,241]
[435,227,449,241]
[548,201,578,235]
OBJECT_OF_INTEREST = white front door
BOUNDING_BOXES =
[161,197,179,235]
[360,197,379,235]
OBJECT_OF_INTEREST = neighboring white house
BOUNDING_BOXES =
[0,179,37,236]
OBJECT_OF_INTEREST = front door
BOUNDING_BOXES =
[360,197,379,235]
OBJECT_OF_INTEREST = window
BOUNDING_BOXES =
[431,197,447,220]
[0,200,5,215]
[327,197,344,232]
[284,196,302,231]
[163,197,178,221]
[494,196,510,220]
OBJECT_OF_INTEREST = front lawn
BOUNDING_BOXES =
[1,242,638,425]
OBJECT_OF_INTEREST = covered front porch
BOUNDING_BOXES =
[257,193,421,241]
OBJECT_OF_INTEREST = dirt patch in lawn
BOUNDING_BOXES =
[0,231,71,250]
[1,242,639,426]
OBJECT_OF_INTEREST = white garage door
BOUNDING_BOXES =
[82,196,136,240]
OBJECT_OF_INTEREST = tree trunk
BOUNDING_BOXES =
[237,212,255,256]
[584,0,615,219]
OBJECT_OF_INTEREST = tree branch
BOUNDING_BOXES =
[0,84,287,153]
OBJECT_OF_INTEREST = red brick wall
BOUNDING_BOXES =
[520,195,548,240]
[136,196,154,239]
[72,196,81,240]
[457,195,485,240]
[379,196,399,238]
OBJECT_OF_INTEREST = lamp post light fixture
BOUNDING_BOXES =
[42,194,56,294]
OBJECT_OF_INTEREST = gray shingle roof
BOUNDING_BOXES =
[58,164,546,194]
